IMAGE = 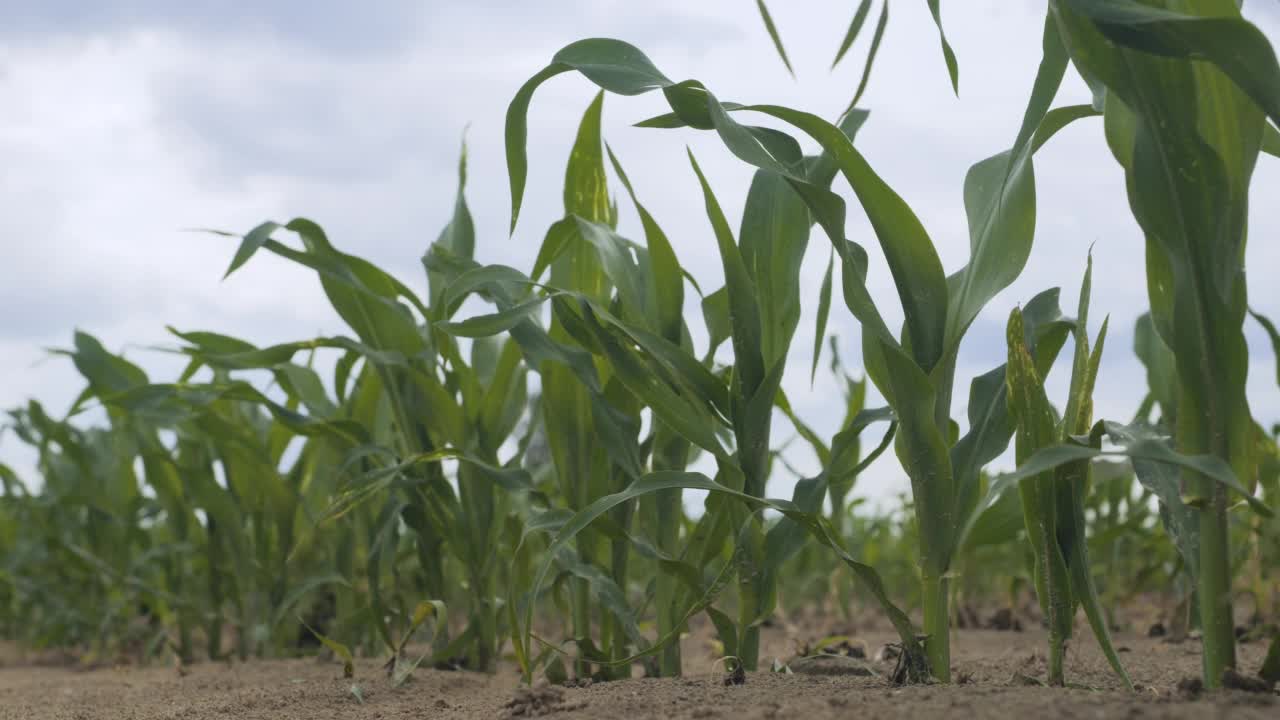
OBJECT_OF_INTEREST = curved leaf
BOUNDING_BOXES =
[925,0,960,95]
[520,471,930,682]
[754,0,795,77]
[831,0,874,69]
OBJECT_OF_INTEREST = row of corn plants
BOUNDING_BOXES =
[2,0,1279,692]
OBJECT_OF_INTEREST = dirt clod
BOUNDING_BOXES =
[787,654,876,677]
[503,686,569,717]
[1221,668,1275,694]
[826,638,868,658]
[434,655,468,671]
[1175,675,1203,698]
[1008,672,1044,687]
[987,608,1024,632]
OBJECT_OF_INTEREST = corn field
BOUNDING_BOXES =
[3,0,1280,702]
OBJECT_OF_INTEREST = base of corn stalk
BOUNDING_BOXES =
[922,576,951,683]
[1198,487,1237,689]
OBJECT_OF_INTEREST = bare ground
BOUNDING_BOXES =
[1,622,1276,719]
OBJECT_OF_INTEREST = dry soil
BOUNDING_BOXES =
[1,621,1276,719]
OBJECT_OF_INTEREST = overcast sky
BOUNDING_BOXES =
[2,1,1279,506]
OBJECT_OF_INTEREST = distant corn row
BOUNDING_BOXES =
[2,0,1280,691]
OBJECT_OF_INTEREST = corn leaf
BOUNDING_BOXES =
[753,0,795,77]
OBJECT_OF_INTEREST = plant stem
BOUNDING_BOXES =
[605,497,633,680]
[1047,626,1065,686]
[655,487,682,676]
[923,574,950,683]
[738,600,761,672]
[573,557,592,679]
[1198,483,1235,688]
[473,572,496,672]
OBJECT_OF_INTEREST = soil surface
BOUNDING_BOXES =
[2,623,1276,719]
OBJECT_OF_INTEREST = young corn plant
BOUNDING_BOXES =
[1003,257,1129,688]
[436,82,913,680]
[1046,0,1280,688]
[521,94,642,681]
[51,334,205,661]
[444,95,736,678]
[179,146,536,670]
[65,331,363,659]
[498,3,1107,679]
[3,400,167,658]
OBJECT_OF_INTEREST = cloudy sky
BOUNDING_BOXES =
[2,1,1279,505]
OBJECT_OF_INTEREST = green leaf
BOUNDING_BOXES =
[925,0,960,95]
[960,481,1023,550]
[571,217,647,314]
[520,472,930,683]
[831,0,874,69]
[62,331,149,395]
[810,251,835,386]
[763,409,895,571]
[1060,0,1280,128]
[739,168,810,369]
[1250,309,1280,389]
[426,135,475,308]
[552,548,644,649]
[845,0,888,112]
[438,297,549,338]
[743,104,949,372]
[754,0,795,77]
[944,12,1090,352]
[506,40,676,232]
[1109,423,1202,583]
[479,338,530,449]
[998,421,1271,518]
[1133,313,1178,421]
[688,151,765,397]
[1005,305,1072,650]
[1263,122,1280,158]
[951,288,1073,537]
[507,66,571,233]
[222,221,280,279]
[574,303,728,460]
[505,37,948,370]
[271,573,351,630]
[564,92,612,223]
[240,220,430,357]
[300,617,355,678]
[701,287,731,359]
[606,144,684,342]
[553,39,674,93]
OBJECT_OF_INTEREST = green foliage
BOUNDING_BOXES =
[1004,257,1129,688]
[1,2,1278,697]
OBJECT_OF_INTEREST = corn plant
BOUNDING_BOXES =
[4,0,1280,699]
[186,213,534,671]
[61,331,365,659]
[3,400,167,657]
[495,0,1121,679]
[436,81,917,679]
[1044,0,1280,688]
[1003,257,1130,687]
